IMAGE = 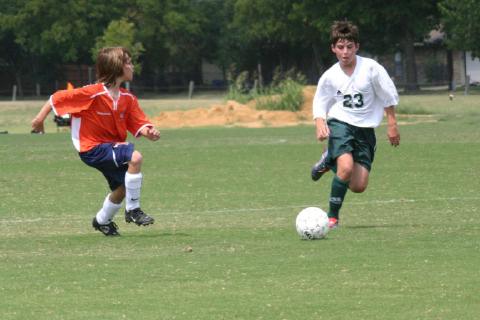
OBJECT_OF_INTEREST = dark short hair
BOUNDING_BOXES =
[330,20,359,45]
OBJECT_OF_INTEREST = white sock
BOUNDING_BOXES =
[95,194,122,224]
[125,172,142,211]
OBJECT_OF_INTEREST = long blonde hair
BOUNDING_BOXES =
[95,47,131,87]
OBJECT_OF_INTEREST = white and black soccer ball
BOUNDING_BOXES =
[295,207,329,240]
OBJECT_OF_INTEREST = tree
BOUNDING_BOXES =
[0,28,29,96]
[0,1,34,95]
[0,0,445,94]
[7,0,129,63]
[288,0,364,78]
[362,1,441,92]
[288,0,441,91]
[92,18,145,73]
[440,0,480,58]
[224,0,334,83]
[228,0,441,90]
[135,0,224,85]
[0,0,130,94]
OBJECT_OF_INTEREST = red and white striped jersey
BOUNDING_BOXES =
[50,83,153,152]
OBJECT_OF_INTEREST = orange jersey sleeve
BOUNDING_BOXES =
[124,93,154,137]
[50,83,105,116]
[52,84,154,152]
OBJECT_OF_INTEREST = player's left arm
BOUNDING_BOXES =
[372,63,399,108]
[372,62,400,147]
[139,126,160,141]
[385,106,400,147]
[126,96,160,141]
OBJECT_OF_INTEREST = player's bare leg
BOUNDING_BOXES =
[336,153,354,181]
[349,163,369,193]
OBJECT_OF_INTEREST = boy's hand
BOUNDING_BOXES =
[142,126,160,141]
[387,123,400,147]
[31,117,45,134]
[31,100,52,134]
[315,118,330,141]
[385,106,400,147]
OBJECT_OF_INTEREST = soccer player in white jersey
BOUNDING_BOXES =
[310,20,400,229]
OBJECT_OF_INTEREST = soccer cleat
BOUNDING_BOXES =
[311,149,330,181]
[125,208,155,226]
[92,217,120,236]
[328,217,339,229]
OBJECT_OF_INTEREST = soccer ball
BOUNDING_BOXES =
[295,207,329,240]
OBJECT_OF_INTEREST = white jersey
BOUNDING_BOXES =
[312,56,398,128]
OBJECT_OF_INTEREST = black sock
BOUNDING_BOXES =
[328,175,349,219]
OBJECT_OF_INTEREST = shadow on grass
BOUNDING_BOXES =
[64,231,191,241]
[122,231,191,238]
[344,224,416,229]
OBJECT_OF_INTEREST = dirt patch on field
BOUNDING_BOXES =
[153,86,316,129]
[151,87,437,128]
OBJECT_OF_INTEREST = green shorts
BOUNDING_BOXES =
[326,118,376,172]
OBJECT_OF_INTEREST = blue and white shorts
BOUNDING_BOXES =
[79,142,134,191]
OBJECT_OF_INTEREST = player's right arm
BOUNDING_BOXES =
[312,73,334,141]
[31,100,52,133]
[32,84,102,133]
[315,117,330,141]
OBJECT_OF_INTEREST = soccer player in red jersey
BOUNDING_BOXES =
[32,47,160,236]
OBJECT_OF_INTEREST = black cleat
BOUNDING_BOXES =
[311,148,330,181]
[125,208,155,226]
[92,217,120,236]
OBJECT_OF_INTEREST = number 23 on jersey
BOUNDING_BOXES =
[343,93,364,108]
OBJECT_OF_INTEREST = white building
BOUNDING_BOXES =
[465,52,480,84]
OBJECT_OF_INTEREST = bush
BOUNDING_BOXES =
[225,70,253,104]
[225,67,306,111]
[255,78,304,111]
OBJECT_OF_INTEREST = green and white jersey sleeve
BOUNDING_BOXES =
[312,56,399,128]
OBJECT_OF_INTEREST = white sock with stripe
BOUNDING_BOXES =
[95,193,122,224]
[125,172,142,211]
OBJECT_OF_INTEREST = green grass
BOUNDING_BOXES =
[0,94,479,319]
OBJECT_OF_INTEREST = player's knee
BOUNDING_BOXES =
[350,184,367,193]
[130,151,143,166]
[337,168,353,181]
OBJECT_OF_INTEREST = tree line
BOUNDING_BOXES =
[0,0,478,94]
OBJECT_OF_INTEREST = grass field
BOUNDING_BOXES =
[1,93,479,319]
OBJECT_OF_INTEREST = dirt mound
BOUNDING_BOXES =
[153,86,316,129]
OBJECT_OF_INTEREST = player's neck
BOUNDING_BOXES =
[107,82,121,100]
[339,57,357,76]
